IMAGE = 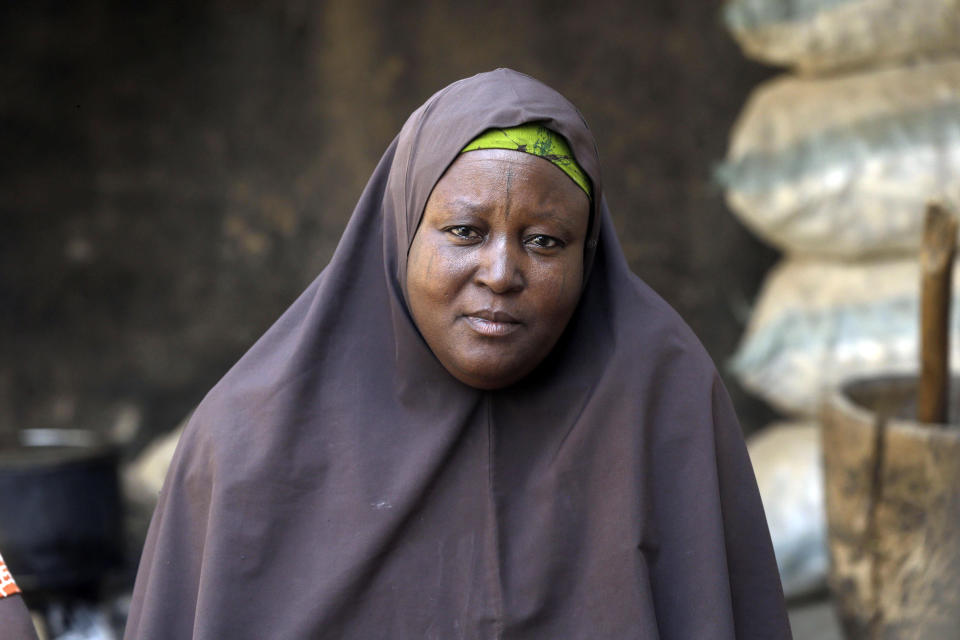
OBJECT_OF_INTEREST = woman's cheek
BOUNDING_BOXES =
[549,259,579,300]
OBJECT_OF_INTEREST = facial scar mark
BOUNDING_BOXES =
[502,164,514,221]
[424,251,435,278]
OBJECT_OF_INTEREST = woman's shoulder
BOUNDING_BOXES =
[617,270,720,379]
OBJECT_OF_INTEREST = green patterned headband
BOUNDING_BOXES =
[461,124,592,199]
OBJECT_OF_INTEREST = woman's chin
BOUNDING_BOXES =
[445,358,533,391]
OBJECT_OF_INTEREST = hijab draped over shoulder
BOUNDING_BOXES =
[125,69,791,639]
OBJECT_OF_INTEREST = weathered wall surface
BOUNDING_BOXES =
[0,1,777,449]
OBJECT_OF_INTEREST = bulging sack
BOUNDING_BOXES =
[730,257,960,415]
[718,60,960,258]
[723,0,960,73]
[747,421,827,600]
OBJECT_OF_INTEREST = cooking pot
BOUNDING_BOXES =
[0,429,123,593]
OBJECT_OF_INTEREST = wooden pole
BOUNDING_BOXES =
[917,202,957,425]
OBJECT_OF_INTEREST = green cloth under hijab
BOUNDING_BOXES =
[461,124,592,199]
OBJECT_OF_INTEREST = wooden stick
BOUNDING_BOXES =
[918,202,957,425]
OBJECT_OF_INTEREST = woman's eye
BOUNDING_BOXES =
[526,234,563,249]
[447,225,479,240]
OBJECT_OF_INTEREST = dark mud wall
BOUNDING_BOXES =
[0,1,778,449]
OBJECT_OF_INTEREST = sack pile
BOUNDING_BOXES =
[719,0,960,416]
[719,0,960,599]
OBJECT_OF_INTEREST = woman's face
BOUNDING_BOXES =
[407,149,591,389]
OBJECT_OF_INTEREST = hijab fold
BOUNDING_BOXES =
[125,69,790,640]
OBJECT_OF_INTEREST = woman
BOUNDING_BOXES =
[126,69,790,639]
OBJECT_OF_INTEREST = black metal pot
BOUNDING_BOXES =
[0,429,123,594]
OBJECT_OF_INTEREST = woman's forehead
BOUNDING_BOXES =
[426,150,590,226]
[436,149,587,198]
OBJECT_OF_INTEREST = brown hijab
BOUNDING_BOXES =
[125,69,791,639]
[0,596,38,640]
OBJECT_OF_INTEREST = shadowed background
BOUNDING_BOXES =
[0,1,777,452]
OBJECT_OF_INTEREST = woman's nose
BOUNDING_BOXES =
[474,238,524,294]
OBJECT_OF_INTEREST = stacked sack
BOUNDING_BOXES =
[718,0,960,599]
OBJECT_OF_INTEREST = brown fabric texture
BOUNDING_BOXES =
[0,595,39,640]
[125,69,791,639]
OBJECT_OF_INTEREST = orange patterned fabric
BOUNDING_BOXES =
[0,552,21,598]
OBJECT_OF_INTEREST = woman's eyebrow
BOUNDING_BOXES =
[439,198,581,233]
[443,198,492,216]
[526,208,563,222]
[526,209,579,233]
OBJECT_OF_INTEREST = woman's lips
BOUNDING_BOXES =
[463,310,522,337]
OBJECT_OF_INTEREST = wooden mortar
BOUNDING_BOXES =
[823,204,960,638]
[823,376,960,638]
